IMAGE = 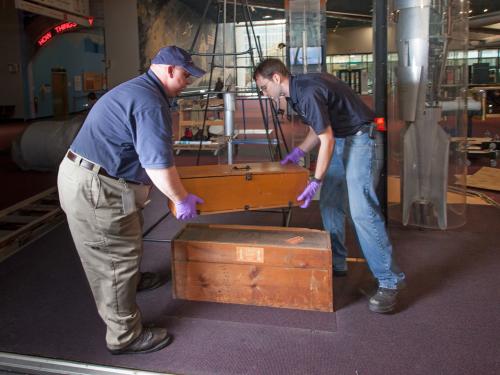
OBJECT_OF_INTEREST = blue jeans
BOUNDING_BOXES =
[319,131,405,289]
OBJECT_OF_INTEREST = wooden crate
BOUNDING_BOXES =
[171,224,333,312]
[169,162,309,216]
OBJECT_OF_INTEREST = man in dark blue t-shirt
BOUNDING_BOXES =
[58,46,205,354]
[254,59,405,314]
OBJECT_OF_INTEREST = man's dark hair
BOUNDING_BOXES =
[253,58,290,80]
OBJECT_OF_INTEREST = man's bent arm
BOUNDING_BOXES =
[314,127,335,181]
[145,166,188,203]
[299,126,320,152]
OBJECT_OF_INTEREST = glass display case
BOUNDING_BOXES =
[285,0,327,157]
[387,0,469,229]
[285,0,326,74]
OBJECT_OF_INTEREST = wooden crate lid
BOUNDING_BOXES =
[176,162,308,179]
[176,223,330,251]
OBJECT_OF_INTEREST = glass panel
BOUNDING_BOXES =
[349,54,362,63]
[286,0,326,74]
[468,50,479,59]
[333,55,349,63]
[286,0,327,153]
[235,20,286,89]
[480,49,498,58]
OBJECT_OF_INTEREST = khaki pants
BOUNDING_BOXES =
[57,154,151,350]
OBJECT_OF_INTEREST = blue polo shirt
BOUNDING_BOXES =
[287,74,375,137]
[71,69,174,184]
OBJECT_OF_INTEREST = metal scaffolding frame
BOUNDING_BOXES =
[183,0,289,165]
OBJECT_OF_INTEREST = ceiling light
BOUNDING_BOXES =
[262,15,272,19]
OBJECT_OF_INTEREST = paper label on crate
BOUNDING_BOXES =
[236,246,264,263]
[285,236,305,245]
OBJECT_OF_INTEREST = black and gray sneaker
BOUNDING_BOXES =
[368,287,398,314]
[137,272,164,292]
[333,269,348,277]
[108,327,172,355]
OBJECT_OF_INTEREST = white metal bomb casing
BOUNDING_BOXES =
[392,0,468,229]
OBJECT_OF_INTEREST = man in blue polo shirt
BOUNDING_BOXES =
[254,59,405,314]
[58,46,205,354]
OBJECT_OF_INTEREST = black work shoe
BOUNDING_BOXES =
[137,272,163,292]
[108,327,172,355]
[368,287,398,314]
[333,269,348,277]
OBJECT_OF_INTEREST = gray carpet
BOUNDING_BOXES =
[0,192,499,375]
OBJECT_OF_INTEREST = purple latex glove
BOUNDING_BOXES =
[175,194,204,221]
[297,180,321,208]
[280,147,305,165]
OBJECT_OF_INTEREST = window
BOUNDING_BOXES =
[235,20,286,88]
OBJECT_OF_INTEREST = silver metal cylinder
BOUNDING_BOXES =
[224,92,236,164]
[223,92,236,115]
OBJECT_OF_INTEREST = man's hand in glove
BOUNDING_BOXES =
[280,147,305,165]
[175,194,204,220]
[297,179,321,208]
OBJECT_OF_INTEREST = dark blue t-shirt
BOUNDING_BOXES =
[287,74,375,137]
[71,69,174,184]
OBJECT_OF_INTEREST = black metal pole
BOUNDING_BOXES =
[196,2,221,166]
[373,0,388,223]
[242,3,274,160]
[189,0,212,53]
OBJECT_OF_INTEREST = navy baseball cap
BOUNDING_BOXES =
[151,46,206,78]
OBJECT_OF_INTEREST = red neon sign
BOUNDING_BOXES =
[37,31,53,47]
[54,22,77,33]
[37,22,78,47]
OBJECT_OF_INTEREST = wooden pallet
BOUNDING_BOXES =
[0,187,64,263]
[466,167,500,192]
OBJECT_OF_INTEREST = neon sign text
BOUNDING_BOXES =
[37,22,78,47]
[37,31,53,46]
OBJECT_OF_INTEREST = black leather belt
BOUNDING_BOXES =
[354,124,370,135]
[354,123,375,138]
[66,150,117,180]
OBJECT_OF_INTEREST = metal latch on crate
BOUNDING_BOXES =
[232,165,252,180]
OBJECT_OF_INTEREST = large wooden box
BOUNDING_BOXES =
[172,224,333,312]
[168,162,309,216]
